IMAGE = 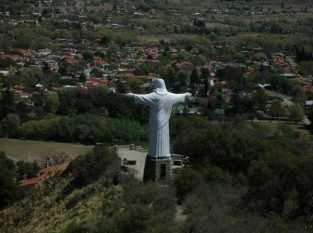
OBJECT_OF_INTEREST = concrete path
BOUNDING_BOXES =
[117,145,147,181]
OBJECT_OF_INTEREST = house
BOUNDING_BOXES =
[91,56,108,68]
[0,11,10,17]
[15,49,33,57]
[305,100,313,110]
[133,12,145,17]
[0,70,9,76]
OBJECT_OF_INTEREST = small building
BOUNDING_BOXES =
[305,100,313,110]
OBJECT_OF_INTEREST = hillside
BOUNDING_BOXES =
[0,175,118,233]
[0,146,119,233]
[0,136,311,233]
[0,146,178,233]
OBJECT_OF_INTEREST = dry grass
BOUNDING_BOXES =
[0,138,92,162]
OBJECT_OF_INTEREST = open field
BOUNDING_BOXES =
[0,138,92,162]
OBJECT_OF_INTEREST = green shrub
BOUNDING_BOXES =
[174,168,204,203]
[0,152,18,209]
[16,114,146,145]
[64,145,120,190]
[246,159,313,217]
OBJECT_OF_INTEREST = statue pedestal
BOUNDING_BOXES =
[143,156,172,182]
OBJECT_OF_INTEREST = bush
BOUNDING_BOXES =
[58,89,149,123]
[174,168,204,203]
[66,183,177,233]
[173,119,300,174]
[64,145,120,190]
[246,159,313,217]
[289,104,305,121]
[16,160,40,181]
[0,152,18,209]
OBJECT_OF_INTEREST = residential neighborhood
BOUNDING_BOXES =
[1,0,313,233]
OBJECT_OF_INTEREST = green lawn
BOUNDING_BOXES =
[0,138,92,162]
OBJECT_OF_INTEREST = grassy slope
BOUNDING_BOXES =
[0,139,92,162]
[0,175,122,233]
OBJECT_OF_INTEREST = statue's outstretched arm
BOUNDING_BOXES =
[126,93,155,106]
[171,92,192,105]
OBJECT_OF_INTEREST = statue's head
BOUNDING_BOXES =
[152,78,168,95]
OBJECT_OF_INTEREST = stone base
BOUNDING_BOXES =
[143,156,172,183]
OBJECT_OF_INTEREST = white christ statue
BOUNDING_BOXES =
[126,78,192,159]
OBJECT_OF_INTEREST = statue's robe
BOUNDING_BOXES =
[130,82,189,158]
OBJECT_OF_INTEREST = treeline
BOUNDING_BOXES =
[0,152,19,210]
[0,86,148,121]
[0,152,39,210]
[14,114,147,145]
[172,117,302,173]
[171,117,313,223]
[0,0,32,14]
[0,87,150,139]
[57,88,149,123]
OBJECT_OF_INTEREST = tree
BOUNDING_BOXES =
[16,114,146,144]
[176,71,188,92]
[66,182,177,233]
[230,90,253,115]
[134,63,151,75]
[100,35,111,45]
[247,159,313,217]
[82,51,93,62]
[190,68,200,87]
[64,145,120,190]
[217,66,245,89]
[0,152,18,209]
[289,104,304,122]
[174,168,204,203]
[16,161,39,180]
[0,57,16,69]
[32,91,47,116]
[0,87,15,119]
[299,61,313,76]
[16,67,43,90]
[252,89,268,110]
[14,32,33,49]
[46,92,60,114]
[128,79,144,93]
[172,119,300,174]
[268,101,287,117]
[1,114,20,137]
